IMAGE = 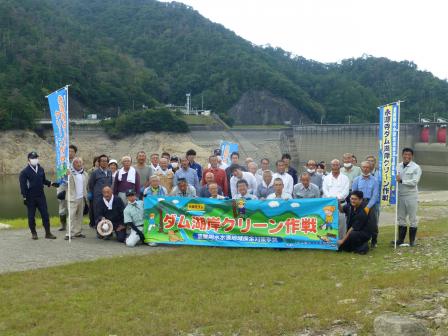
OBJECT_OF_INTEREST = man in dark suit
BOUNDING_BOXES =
[95,186,126,242]
[19,152,59,240]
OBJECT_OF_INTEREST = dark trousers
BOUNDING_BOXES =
[370,204,379,244]
[27,195,50,234]
[115,229,126,243]
[339,231,371,253]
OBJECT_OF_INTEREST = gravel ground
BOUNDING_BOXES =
[0,225,170,274]
[1,190,446,275]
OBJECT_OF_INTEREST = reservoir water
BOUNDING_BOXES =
[1,172,447,219]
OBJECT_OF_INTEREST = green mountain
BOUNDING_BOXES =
[1,0,447,130]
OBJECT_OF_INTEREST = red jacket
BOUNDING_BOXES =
[202,167,229,196]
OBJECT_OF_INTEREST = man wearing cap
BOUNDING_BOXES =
[19,152,59,239]
[124,189,157,247]
[95,186,126,242]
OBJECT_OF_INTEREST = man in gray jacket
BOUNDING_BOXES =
[395,147,422,246]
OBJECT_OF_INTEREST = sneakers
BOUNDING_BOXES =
[148,242,158,247]
[45,232,57,239]
[31,233,38,240]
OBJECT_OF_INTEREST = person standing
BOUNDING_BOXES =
[155,158,175,193]
[202,155,228,196]
[113,156,141,204]
[351,161,379,248]
[322,159,350,238]
[304,159,323,191]
[173,157,200,191]
[230,166,258,197]
[341,153,361,189]
[293,172,320,199]
[282,153,298,185]
[395,148,422,247]
[186,149,202,182]
[149,153,160,172]
[56,144,77,231]
[19,152,59,240]
[256,170,274,200]
[88,154,113,227]
[66,157,88,240]
[134,151,152,197]
[272,160,294,197]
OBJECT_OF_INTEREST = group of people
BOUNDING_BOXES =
[19,145,422,254]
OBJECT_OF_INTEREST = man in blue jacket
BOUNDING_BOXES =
[19,152,60,240]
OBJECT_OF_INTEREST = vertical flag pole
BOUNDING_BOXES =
[66,85,71,243]
[394,101,401,249]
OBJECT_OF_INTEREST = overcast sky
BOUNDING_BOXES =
[170,0,448,80]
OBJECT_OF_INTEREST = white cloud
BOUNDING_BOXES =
[268,201,280,208]
[290,202,300,208]
[172,199,179,204]
[172,0,448,80]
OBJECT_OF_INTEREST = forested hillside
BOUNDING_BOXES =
[1,0,447,130]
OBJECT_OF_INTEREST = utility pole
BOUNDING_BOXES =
[201,94,204,110]
[348,115,351,124]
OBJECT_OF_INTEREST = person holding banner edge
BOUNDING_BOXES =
[394,147,422,247]
[19,152,60,240]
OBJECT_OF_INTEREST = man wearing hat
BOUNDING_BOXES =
[123,189,157,247]
[19,152,60,240]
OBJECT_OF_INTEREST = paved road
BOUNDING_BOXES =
[0,225,168,274]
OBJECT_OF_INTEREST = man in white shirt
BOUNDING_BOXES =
[267,178,292,200]
[322,159,350,238]
[230,166,258,197]
[322,159,350,201]
[395,147,422,247]
[272,160,294,197]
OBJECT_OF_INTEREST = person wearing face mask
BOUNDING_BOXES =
[341,153,361,189]
[19,152,60,240]
[304,159,323,191]
[169,156,180,173]
[351,161,379,248]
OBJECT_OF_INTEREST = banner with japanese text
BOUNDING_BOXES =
[144,196,339,250]
[378,102,400,205]
[220,141,238,166]
[47,86,69,184]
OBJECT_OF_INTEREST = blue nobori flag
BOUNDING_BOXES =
[46,86,69,184]
[378,102,400,205]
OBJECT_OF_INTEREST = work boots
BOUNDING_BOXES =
[409,227,418,247]
[391,226,407,245]
[58,214,67,231]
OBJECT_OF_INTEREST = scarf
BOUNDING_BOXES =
[103,195,114,210]
[118,166,136,184]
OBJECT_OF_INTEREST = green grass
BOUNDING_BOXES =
[0,219,447,335]
[0,217,89,230]
[180,115,218,126]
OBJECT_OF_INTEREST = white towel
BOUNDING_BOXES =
[103,195,114,210]
[118,166,136,184]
